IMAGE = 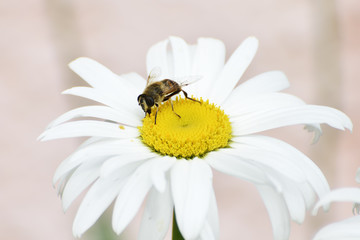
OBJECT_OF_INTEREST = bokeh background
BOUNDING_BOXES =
[1,0,359,239]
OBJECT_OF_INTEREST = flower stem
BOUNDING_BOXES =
[172,210,184,240]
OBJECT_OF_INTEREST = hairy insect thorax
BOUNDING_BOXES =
[144,79,179,103]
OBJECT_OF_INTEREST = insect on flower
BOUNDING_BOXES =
[137,67,201,124]
[38,36,353,240]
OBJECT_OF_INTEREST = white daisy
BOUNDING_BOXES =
[39,36,352,240]
[312,168,360,240]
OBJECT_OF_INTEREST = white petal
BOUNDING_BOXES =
[283,185,307,223]
[198,222,216,240]
[61,158,103,211]
[261,166,307,223]
[205,151,268,184]
[232,135,330,201]
[231,105,352,136]
[53,139,144,183]
[72,177,126,237]
[38,120,139,141]
[198,188,219,240]
[304,124,323,144]
[224,144,306,182]
[224,70,289,103]
[209,37,259,104]
[112,160,153,235]
[224,92,306,116]
[100,151,157,179]
[119,72,146,89]
[313,215,360,240]
[68,61,141,114]
[139,186,173,240]
[146,39,171,76]
[298,182,318,210]
[171,159,213,240]
[189,38,225,98]
[52,137,103,185]
[62,87,142,119]
[149,156,176,192]
[169,36,191,76]
[69,57,123,90]
[224,88,323,143]
[256,185,290,240]
[313,188,360,215]
[63,86,123,109]
[47,105,141,129]
[55,170,72,197]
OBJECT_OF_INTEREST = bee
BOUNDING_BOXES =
[137,67,201,124]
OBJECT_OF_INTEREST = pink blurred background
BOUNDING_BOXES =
[1,0,359,239]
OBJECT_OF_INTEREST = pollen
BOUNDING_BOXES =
[138,97,232,159]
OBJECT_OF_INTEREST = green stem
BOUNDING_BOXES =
[172,209,185,240]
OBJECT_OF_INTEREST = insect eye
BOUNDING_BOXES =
[137,94,143,102]
[145,97,154,107]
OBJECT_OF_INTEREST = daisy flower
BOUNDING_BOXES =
[312,168,360,240]
[39,36,352,240]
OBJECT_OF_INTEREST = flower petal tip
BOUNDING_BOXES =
[62,204,68,213]
[37,134,45,142]
[72,226,84,239]
[338,111,353,132]
[169,35,183,41]
[61,88,75,95]
[247,36,259,41]
[311,208,319,216]
[68,57,92,68]
[312,202,330,216]
[245,36,259,46]
[112,222,123,236]
[153,182,166,193]
[346,121,353,133]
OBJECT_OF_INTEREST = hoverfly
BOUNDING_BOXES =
[137,67,201,124]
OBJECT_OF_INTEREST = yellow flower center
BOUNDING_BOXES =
[138,97,232,159]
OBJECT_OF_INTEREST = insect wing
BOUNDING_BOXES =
[176,75,203,87]
[146,66,162,86]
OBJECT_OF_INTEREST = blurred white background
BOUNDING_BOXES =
[1,0,359,239]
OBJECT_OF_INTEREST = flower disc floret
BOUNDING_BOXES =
[139,97,232,159]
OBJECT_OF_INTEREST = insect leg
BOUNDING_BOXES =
[182,90,201,103]
[154,105,159,124]
[169,99,181,118]
[163,90,181,102]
